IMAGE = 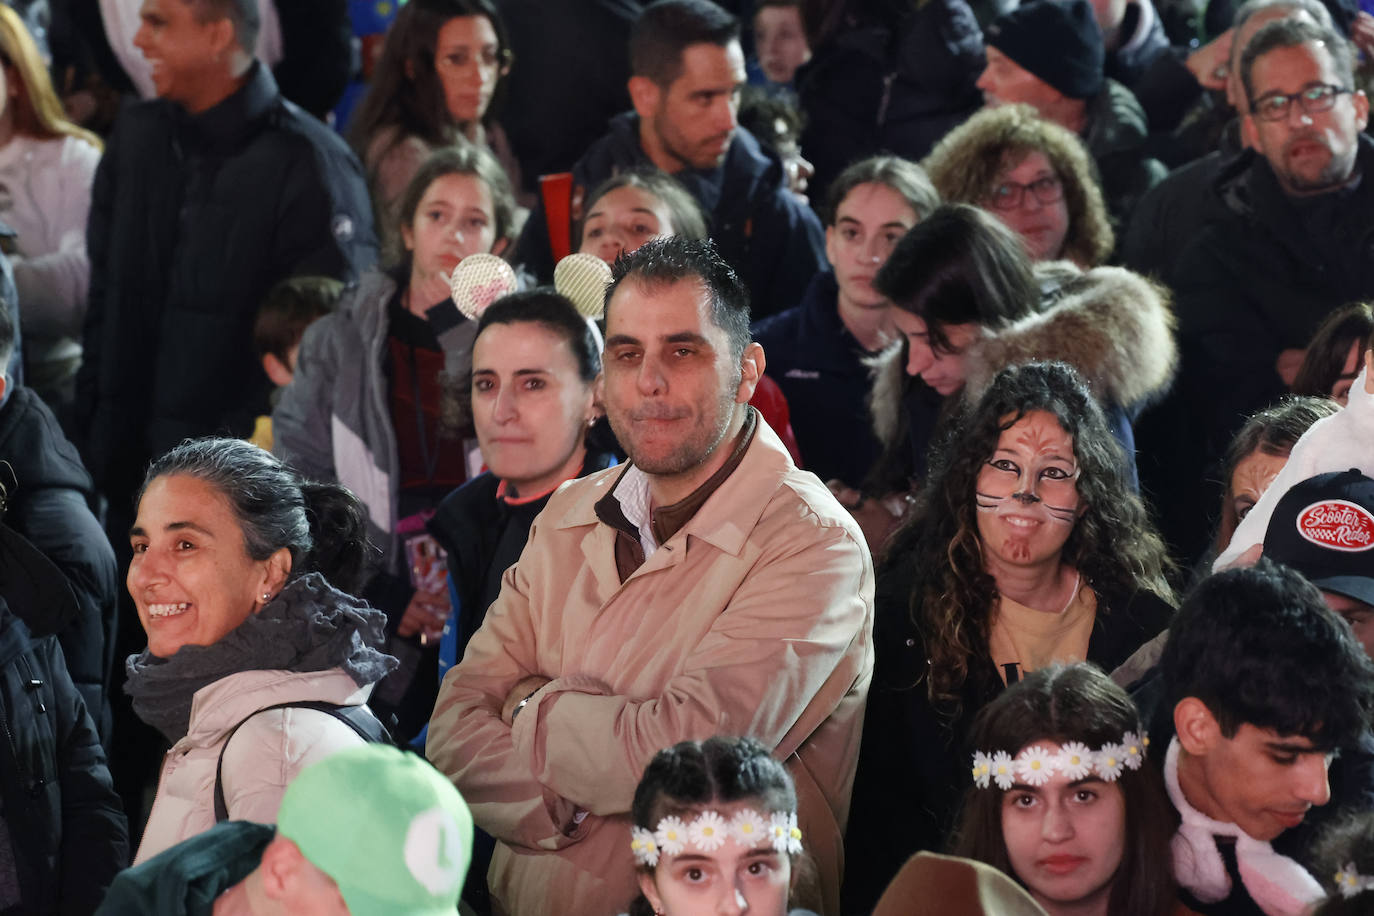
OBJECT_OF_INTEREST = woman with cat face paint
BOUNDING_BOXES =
[841,362,1177,915]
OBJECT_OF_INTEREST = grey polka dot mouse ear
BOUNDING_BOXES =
[554,252,613,319]
[448,253,519,320]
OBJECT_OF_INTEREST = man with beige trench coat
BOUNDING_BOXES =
[427,237,874,916]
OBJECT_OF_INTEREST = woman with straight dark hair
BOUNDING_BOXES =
[952,663,1178,916]
[125,438,395,863]
[348,0,520,254]
[864,203,1175,507]
[842,362,1175,913]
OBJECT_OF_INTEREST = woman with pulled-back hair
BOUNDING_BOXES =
[123,438,397,864]
[626,736,820,916]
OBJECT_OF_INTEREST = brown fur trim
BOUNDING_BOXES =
[962,262,1177,408]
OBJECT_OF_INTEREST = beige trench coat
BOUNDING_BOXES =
[427,420,875,916]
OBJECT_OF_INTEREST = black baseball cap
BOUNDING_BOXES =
[1265,469,1374,607]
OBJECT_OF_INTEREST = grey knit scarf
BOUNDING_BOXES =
[124,572,398,743]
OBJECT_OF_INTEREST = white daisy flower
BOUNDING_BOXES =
[689,811,728,852]
[630,827,659,867]
[787,820,803,855]
[730,809,768,847]
[1056,742,1094,781]
[655,816,688,856]
[972,751,992,788]
[1016,745,1056,786]
[1336,864,1362,898]
[1096,744,1126,782]
[769,818,791,851]
[991,750,1015,790]
[1122,732,1145,770]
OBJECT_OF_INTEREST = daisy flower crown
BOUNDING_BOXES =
[1335,863,1374,899]
[629,810,804,868]
[971,731,1150,790]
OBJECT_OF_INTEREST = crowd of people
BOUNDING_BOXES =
[0,0,1371,913]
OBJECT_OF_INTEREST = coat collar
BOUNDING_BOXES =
[179,60,279,150]
[553,407,793,559]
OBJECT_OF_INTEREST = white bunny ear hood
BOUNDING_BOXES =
[1164,738,1326,916]
[962,261,1178,410]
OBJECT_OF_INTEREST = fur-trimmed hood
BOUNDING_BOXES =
[869,261,1177,448]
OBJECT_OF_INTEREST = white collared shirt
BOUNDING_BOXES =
[609,465,659,559]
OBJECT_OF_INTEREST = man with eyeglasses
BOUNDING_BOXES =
[1157,17,1374,566]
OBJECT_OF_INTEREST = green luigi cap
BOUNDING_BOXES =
[276,745,474,916]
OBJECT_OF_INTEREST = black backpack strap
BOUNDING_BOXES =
[213,700,392,822]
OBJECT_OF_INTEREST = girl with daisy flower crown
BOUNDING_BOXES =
[625,737,820,916]
[952,664,1179,916]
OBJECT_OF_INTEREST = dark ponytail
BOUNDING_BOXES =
[299,481,371,593]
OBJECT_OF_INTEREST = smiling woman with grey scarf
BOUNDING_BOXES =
[123,438,397,864]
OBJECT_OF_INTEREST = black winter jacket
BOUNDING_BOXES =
[1084,78,1168,232]
[0,386,116,746]
[76,61,377,499]
[1139,137,1374,563]
[428,451,619,666]
[513,112,826,320]
[0,530,128,913]
[796,0,985,199]
[751,272,883,489]
[841,557,1174,914]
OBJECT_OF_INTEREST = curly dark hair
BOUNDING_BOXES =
[887,362,1174,711]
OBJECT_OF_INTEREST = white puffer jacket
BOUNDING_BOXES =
[0,134,100,338]
[134,667,372,864]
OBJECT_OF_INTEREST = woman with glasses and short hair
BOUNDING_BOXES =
[921,105,1114,267]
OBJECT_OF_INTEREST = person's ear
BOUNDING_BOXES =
[1174,696,1221,756]
[638,872,665,915]
[491,236,511,258]
[262,353,294,388]
[628,75,661,120]
[0,374,9,404]
[1353,89,1369,132]
[400,221,416,254]
[258,836,302,900]
[735,341,765,404]
[256,548,293,610]
[209,16,239,62]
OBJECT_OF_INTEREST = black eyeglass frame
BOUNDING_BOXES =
[983,174,1065,212]
[1249,82,1354,122]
